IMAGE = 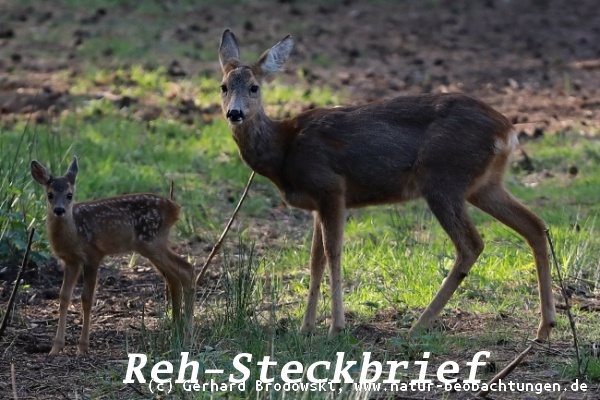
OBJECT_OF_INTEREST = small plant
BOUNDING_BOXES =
[0,128,53,264]
[224,238,260,327]
[563,356,600,382]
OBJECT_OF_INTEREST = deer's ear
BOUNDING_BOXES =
[31,160,52,185]
[255,35,294,76]
[65,156,78,185]
[219,29,241,72]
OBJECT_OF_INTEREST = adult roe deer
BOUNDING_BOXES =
[217,30,556,341]
[31,156,195,354]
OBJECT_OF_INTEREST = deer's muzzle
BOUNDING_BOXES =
[226,109,244,124]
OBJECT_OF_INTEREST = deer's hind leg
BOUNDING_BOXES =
[468,183,555,341]
[411,185,484,334]
[317,194,347,339]
[143,245,195,343]
[167,249,195,342]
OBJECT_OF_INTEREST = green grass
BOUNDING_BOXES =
[2,62,600,397]
[2,0,597,397]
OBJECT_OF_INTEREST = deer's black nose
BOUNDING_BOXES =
[226,109,244,122]
[53,207,66,216]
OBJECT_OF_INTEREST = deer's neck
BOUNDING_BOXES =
[231,111,291,187]
[46,212,79,253]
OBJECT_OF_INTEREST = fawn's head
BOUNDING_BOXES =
[31,157,78,218]
[218,29,294,125]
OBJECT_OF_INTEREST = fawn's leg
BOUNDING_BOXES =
[51,263,81,355]
[167,249,195,343]
[79,258,100,354]
[300,212,326,334]
[159,270,171,310]
[411,188,484,334]
[145,248,188,341]
[163,270,183,325]
[318,195,347,339]
[468,184,556,341]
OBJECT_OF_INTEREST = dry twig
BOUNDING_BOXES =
[476,229,575,397]
[0,228,35,338]
[195,171,255,286]
[11,363,18,400]
[476,344,533,397]
[546,229,582,376]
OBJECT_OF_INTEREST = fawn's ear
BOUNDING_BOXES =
[31,160,52,185]
[219,29,241,73]
[65,156,78,185]
[255,35,293,76]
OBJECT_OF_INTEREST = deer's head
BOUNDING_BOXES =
[218,30,294,125]
[31,156,78,218]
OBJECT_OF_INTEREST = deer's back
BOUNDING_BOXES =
[279,93,513,208]
[292,93,511,147]
[72,194,180,256]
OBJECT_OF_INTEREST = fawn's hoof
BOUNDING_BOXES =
[77,343,89,355]
[299,323,315,335]
[327,325,345,339]
[49,341,64,355]
[49,347,62,355]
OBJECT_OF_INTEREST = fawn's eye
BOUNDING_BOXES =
[220,84,228,93]
[66,193,73,200]
[250,85,259,94]
[47,192,54,200]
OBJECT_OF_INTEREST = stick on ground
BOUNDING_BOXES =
[195,172,255,286]
[546,229,582,376]
[11,363,18,400]
[476,344,533,397]
[0,228,35,338]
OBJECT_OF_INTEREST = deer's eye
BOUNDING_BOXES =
[220,84,228,93]
[47,192,54,200]
[250,85,259,94]
[66,193,73,200]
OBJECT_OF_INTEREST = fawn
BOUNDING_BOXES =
[217,30,556,341]
[31,156,195,354]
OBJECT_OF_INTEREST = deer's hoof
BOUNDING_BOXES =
[327,325,345,339]
[299,323,315,335]
[49,340,64,355]
[535,322,555,342]
[49,347,62,355]
[408,324,430,337]
[77,343,89,355]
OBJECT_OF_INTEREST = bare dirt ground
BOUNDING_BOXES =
[1,0,600,398]
[1,0,599,131]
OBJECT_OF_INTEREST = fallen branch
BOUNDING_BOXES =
[195,172,255,286]
[0,228,35,339]
[11,363,18,400]
[571,59,600,70]
[476,344,533,397]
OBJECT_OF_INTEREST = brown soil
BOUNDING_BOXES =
[1,0,599,134]
[1,0,599,399]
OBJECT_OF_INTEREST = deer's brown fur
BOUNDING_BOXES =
[218,30,555,340]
